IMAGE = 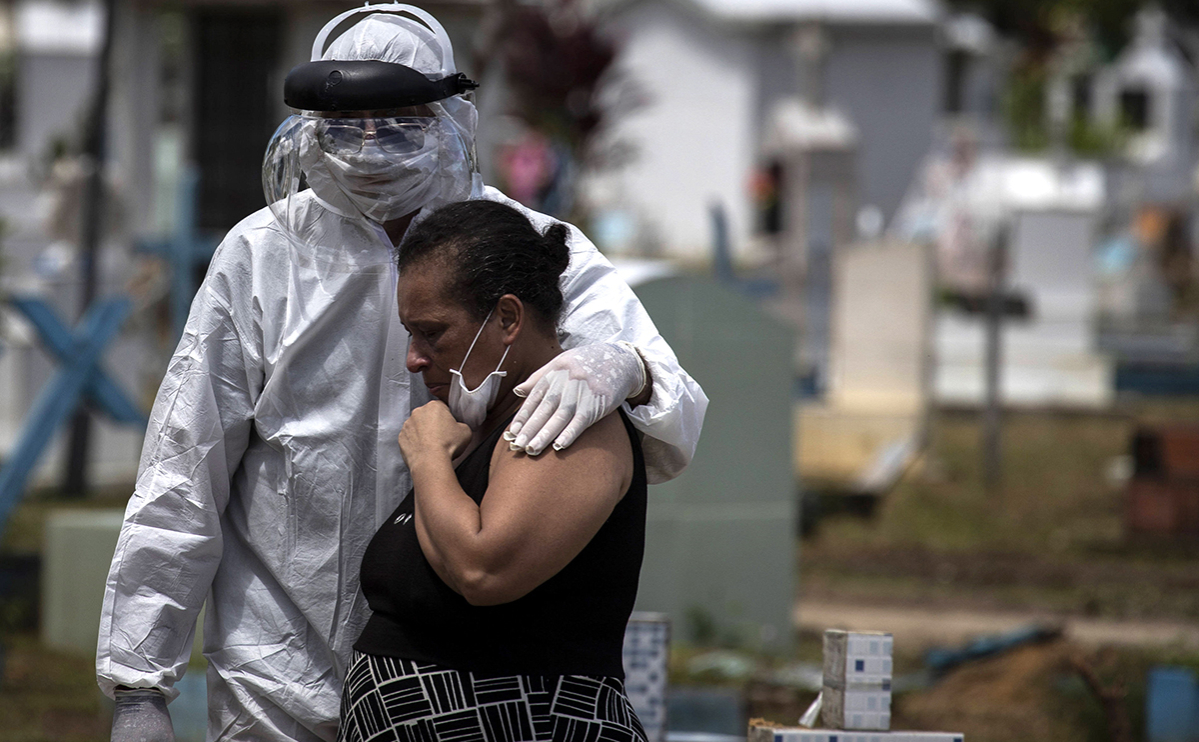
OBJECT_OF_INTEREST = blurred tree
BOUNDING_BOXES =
[500,0,613,157]
[0,216,7,281]
[0,50,14,151]
[476,0,638,219]
[959,0,1192,155]
[1003,63,1050,152]
[948,0,1199,60]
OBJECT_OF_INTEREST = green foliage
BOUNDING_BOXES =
[1068,115,1126,157]
[1003,65,1050,153]
[0,216,8,282]
[1002,64,1128,157]
[948,0,1199,60]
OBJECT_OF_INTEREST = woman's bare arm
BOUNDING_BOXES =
[401,402,633,606]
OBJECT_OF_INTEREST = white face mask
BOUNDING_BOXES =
[447,309,511,429]
[325,137,441,222]
[297,116,473,223]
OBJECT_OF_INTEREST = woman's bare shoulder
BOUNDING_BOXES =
[490,411,633,492]
[575,410,633,454]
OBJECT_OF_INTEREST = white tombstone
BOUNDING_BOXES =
[798,240,931,488]
[1092,7,1197,165]
[623,613,671,742]
[41,508,124,654]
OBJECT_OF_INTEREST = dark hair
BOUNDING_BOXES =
[397,200,571,326]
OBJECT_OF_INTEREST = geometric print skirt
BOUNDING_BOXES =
[337,651,649,742]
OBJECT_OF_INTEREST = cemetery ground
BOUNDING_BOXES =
[791,399,1199,742]
[2,401,1199,741]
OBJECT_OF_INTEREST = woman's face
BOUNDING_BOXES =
[397,261,502,402]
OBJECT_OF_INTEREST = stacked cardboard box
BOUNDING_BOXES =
[622,613,670,742]
[746,629,963,742]
[822,630,893,730]
[761,730,963,742]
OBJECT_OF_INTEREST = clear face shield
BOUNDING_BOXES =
[261,4,483,267]
[262,102,480,265]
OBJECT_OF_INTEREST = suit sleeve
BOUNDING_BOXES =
[96,238,261,700]
[555,225,709,484]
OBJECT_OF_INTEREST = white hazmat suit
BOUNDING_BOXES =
[97,6,707,742]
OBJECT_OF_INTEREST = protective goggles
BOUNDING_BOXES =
[314,116,434,155]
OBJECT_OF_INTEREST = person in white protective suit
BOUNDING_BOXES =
[97,5,708,742]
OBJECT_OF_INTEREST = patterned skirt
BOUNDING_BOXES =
[337,652,649,742]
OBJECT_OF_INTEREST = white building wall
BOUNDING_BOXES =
[14,0,101,161]
[109,4,160,235]
[593,1,759,260]
[823,24,941,227]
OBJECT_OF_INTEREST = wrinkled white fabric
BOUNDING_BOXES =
[96,186,708,742]
[317,11,477,150]
[321,13,444,72]
[506,341,646,455]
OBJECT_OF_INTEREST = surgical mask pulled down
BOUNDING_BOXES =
[448,309,511,429]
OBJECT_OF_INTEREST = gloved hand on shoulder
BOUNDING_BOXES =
[505,341,649,456]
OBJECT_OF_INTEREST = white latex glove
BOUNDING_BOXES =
[111,688,176,742]
[505,341,648,456]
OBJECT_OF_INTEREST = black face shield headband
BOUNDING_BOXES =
[284,60,479,112]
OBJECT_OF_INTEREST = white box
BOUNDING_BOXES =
[622,613,670,742]
[823,630,894,730]
[768,729,964,742]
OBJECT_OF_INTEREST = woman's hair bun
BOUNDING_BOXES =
[541,223,571,278]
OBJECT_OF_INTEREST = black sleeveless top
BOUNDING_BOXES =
[355,411,647,677]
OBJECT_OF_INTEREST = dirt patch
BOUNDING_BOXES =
[802,542,1199,621]
[897,640,1084,742]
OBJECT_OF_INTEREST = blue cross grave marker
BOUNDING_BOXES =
[136,167,220,341]
[0,296,147,535]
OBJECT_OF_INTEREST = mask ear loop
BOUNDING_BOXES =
[455,308,511,391]
[456,307,493,374]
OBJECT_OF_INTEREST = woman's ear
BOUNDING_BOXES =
[496,294,523,344]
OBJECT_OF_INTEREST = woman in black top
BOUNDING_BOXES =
[338,200,649,742]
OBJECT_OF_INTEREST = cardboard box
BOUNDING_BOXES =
[749,722,963,742]
[823,630,893,730]
[772,731,963,742]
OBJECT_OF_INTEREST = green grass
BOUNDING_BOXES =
[0,634,110,742]
[804,402,1199,620]
[794,401,1199,741]
[840,408,1130,552]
